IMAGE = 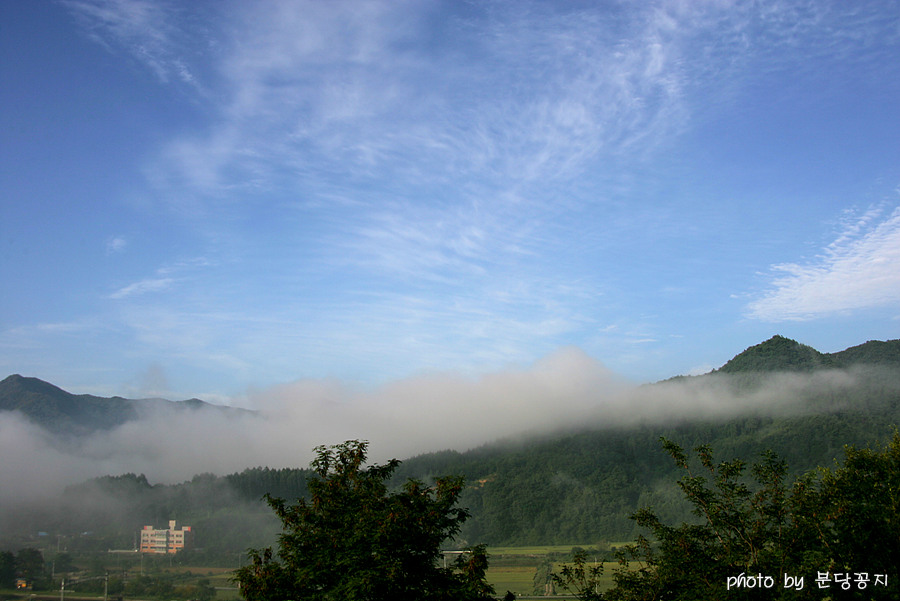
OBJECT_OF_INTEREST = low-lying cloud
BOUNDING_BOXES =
[1,348,892,512]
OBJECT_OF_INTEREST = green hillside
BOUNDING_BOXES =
[716,335,836,373]
[395,336,900,544]
[715,336,900,374]
[398,404,899,544]
[831,338,900,366]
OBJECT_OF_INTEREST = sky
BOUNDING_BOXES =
[2,0,899,405]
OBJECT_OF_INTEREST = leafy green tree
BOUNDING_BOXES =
[551,549,604,601]
[234,440,495,601]
[173,578,216,601]
[792,430,900,600]
[589,439,800,600]
[563,432,900,600]
[125,574,174,599]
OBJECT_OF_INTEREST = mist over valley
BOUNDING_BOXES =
[2,336,898,550]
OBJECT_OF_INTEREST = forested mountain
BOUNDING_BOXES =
[2,336,898,552]
[0,375,138,435]
[400,409,898,544]
[0,374,253,436]
[831,338,900,366]
[414,336,900,544]
[714,335,900,374]
[715,335,837,373]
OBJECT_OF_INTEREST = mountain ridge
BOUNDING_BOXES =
[2,336,898,436]
[715,335,835,373]
[712,335,900,374]
[0,373,252,436]
[2,336,899,549]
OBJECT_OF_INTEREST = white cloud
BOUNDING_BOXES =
[108,256,211,300]
[49,1,900,389]
[62,0,198,85]
[0,347,631,496]
[6,351,890,503]
[748,202,900,321]
[109,277,175,299]
[136,0,698,202]
[0,412,87,505]
[105,235,127,254]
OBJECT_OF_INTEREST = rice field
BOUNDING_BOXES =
[140,544,631,600]
[483,544,625,597]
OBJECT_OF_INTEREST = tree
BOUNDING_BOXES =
[604,440,802,601]
[0,551,15,589]
[551,549,604,601]
[793,429,900,600]
[233,440,495,601]
[53,552,75,575]
[561,431,900,600]
[15,548,45,587]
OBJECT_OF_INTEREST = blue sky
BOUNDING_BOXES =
[2,0,899,403]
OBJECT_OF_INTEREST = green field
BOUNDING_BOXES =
[173,544,625,598]
[486,543,630,555]
[483,544,623,597]
[0,545,627,600]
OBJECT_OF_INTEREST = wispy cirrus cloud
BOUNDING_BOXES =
[49,0,900,389]
[108,256,209,300]
[109,277,175,300]
[748,201,900,321]
[141,0,698,202]
[61,0,202,86]
[124,1,694,363]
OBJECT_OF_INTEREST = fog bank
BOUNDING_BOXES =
[1,347,889,509]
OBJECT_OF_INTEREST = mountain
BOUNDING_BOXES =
[0,374,137,436]
[0,374,251,436]
[715,335,836,373]
[3,337,897,437]
[3,336,899,550]
[831,339,900,367]
[390,336,900,544]
[36,352,898,551]
[715,335,900,374]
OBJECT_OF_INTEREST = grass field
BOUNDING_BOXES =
[484,563,620,597]
[1,544,629,600]
[208,544,625,597]
[486,542,630,555]
[210,544,629,598]
[483,544,624,597]
[487,544,587,555]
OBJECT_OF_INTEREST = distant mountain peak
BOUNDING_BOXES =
[715,335,835,374]
[0,375,251,435]
[1,373,69,396]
